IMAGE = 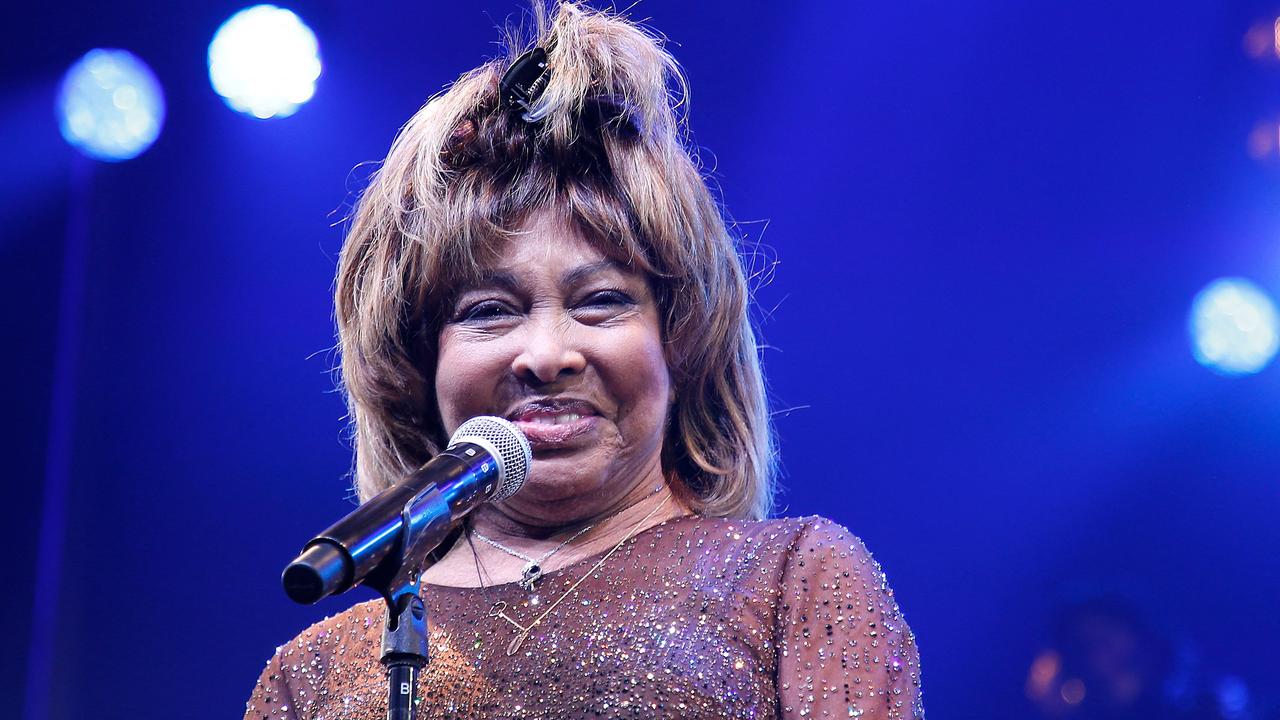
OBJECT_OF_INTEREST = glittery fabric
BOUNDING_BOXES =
[245,515,924,719]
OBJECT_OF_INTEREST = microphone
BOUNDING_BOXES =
[281,416,532,605]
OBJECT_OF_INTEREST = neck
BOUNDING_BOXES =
[470,477,685,547]
[419,465,695,588]
[471,450,682,537]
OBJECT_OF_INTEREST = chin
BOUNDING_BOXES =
[509,459,606,504]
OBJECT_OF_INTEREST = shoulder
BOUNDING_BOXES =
[270,598,384,662]
[663,514,892,590]
[783,515,888,575]
[245,599,384,718]
[670,513,813,546]
[683,514,879,560]
[770,514,907,615]
[768,515,926,718]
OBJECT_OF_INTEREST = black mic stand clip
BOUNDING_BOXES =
[361,482,455,720]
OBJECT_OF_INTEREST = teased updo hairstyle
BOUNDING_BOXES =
[335,1,774,519]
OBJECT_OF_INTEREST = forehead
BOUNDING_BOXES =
[481,210,633,279]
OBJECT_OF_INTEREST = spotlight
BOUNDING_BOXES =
[1189,278,1280,376]
[57,49,165,162]
[208,5,321,119]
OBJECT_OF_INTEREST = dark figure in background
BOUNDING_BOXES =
[1027,594,1265,720]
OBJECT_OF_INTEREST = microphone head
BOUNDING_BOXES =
[449,416,531,501]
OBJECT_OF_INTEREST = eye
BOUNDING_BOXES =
[579,289,635,308]
[456,299,517,322]
[572,289,637,324]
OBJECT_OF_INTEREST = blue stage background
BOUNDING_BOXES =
[4,1,1279,717]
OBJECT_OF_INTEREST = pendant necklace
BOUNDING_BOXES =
[471,522,595,591]
[484,496,670,655]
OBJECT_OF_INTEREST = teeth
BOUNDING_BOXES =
[526,413,582,425]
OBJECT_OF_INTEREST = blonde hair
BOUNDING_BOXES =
[335,1,774,519]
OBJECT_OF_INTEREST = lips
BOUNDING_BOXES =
[505,398,600,449]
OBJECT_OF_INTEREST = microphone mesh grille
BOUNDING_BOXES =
[449,416,531,501]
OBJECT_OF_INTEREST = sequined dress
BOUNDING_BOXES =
[245,515,924,719]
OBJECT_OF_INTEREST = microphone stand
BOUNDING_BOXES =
[361,481,456,720]
[382,590,427,720]
[284,426,524,719]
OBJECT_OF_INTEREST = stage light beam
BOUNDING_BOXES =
[208,5,321,119]
[57,49,165,162]
[1189,278,1280,376]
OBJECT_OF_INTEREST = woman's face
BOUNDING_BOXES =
[434,210,672,521]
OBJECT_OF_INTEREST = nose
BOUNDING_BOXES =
[510,315,587,385]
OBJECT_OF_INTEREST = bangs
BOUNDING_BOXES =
[420,130,663,311]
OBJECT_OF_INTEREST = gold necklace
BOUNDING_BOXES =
[486,496,670,656]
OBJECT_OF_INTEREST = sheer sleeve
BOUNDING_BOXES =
[775,517,925,719]
[243,645,301,720]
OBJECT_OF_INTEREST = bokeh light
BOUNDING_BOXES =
[1245,120,1278,162]
[1240,16,1280,62]
[1189,278,1280,376]
[208,5,321,119]
[57,49,165,162]
[1060,678,1086,705]
[1242,20,1274,59]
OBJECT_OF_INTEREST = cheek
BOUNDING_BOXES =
[434,331,505,431]
[599,325,671,424]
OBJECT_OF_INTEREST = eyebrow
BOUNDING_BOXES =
[463,259,627,295]
[561,259,626,287]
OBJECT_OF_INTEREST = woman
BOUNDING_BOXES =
[245,3,924,718]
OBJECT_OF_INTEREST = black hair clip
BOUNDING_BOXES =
[500,47,552,122]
